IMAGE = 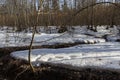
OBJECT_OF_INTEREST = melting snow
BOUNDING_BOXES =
[1,26,120,70]
[11,42,120,69]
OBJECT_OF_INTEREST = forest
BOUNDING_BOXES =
[0,0,120,32]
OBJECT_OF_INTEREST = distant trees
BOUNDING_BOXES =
[0,0,119,31]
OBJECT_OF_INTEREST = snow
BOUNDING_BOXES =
[0,25,120,47]
[1,26,120,70]
[0,30,106,47]
[11,42,120,69]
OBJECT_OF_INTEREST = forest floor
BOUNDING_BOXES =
[0,26,120,80]
[0,46,120,80]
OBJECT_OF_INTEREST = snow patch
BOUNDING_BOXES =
[11,42,120,69]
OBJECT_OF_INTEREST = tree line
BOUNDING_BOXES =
[0,0,120,31]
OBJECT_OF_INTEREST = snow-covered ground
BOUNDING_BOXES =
[1,26,120,70]
[11,42,120,69]
[0,25,120,47]
[0,27,108,47]
[0,32,106,47]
